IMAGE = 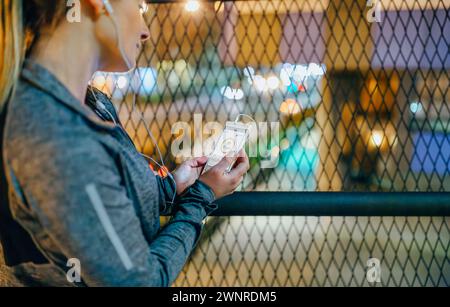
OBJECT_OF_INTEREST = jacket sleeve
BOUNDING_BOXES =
[155,174,216,216]
[9,129,216,286]
[155,175,177,215]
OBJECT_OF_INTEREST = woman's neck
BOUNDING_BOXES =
[29,24,100,104]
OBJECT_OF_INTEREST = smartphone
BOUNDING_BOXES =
[202,121,249,174]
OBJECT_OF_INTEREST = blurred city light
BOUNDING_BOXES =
[91,67,157,98]
[267,75,280,90]
[280,138,290,151]
[91,73,106,90]
[185,0,200,12]
[253,75,268,92]
[370,130,384,148]
[280,99,302,115]
[243,66,254,77]
[221,86,244,100]
[410,101,423,114]
[301,130,320,150]
[117,75,128,90]
[135,67,157,96]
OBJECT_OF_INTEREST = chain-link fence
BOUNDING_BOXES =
[93,0,450,286]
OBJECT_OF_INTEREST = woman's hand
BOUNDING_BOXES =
[172,156,208,195]
[199,149,250,199]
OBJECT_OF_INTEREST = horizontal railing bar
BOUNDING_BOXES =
[208,192,450,216]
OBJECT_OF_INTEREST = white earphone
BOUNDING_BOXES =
[101,0,133,70]
[102,0,114,14]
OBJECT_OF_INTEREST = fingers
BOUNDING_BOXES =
[228,159,248,178]
[226,150,248,192]
[192,156,208,167]
[236,149,246,158]
[232,175,245,188]
[228,151,250,178]
[199,150,249,198]
[233,149,249,166]
[234,150,249,167]
[214,155,236,172]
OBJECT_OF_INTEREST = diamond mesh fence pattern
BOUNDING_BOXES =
[95,0,450,286]
[177,216,449,286]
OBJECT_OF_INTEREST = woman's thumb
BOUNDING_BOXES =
[194,156,208,166]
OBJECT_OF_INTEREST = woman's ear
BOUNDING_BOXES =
[85,0,106,17]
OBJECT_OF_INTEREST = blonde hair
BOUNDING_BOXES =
[0,0,24,112]
[0,0,67,111]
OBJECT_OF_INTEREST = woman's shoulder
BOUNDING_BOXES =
[3,79,99,162]
[6,79,77,136]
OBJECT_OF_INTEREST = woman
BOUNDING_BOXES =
[0,0,249,286]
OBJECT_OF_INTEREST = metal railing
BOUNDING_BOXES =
[213,192,450,216]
